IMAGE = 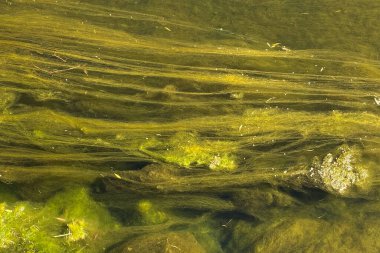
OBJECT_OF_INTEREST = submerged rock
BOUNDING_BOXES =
[252,218,325,253]
[251,216,380,253]
[307,145,371,197]
[228,199,380,253]
[233,187,296,219]
[132,164,180,184]
[111,232,206,253]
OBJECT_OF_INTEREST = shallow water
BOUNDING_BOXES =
[0,0,379,252]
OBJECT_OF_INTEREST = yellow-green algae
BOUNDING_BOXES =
[0,0,380,252]
[100,145,373,198]
[0,187,118,253]
[137,200,168,225]
[140,132,237,171]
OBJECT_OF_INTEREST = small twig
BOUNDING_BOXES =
[167,238,181,251]
[222,219,232,228]
[53,232,71,238]
[55,217,67,223]
[374,97,380,106]
[33,64,52,74]
[52,53,67,62]
[33,64,81,75]
[265,97,276,103]
[50,65,81,74]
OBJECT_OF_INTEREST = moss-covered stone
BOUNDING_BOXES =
[233,187,296,219]
[251,216,380,253]
[45,187,118,231]
[130,164,179,184]
[308,145,371,196]
[227,211,380,253]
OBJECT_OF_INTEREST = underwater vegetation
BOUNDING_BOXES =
[227,198,380,253]
[0,0,379,252]
[95,145,373,199]
[140,132,237,171]
[137,200,168,225]
[0,187,118,253]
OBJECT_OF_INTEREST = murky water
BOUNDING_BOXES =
[1,0,379,252]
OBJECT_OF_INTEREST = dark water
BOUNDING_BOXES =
[0,0,379,252]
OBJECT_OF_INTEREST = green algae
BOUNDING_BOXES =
[140,132,237,171]
[45,187,119,232]
[67,219,87,242]
[232,186,297,220]
[227,198,380,253]
[251,213,380,253]
[0,91,17,114]
[90,145,372,198]
[0,202,64,253]
[137,200,168,225]
[0,0,379,252]
[0,187,119,253]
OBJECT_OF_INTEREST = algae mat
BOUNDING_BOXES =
[0,0,379,252]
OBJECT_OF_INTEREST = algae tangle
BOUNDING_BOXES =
[0,0,380,252]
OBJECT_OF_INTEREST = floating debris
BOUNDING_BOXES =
[114,173,122,179]
[374,97,380,106]
[266,42,291,51]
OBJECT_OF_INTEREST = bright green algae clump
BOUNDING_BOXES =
[140,132,237,171]
[137,200,168,225]
[0,202,63,253]
[0,187,118,253]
